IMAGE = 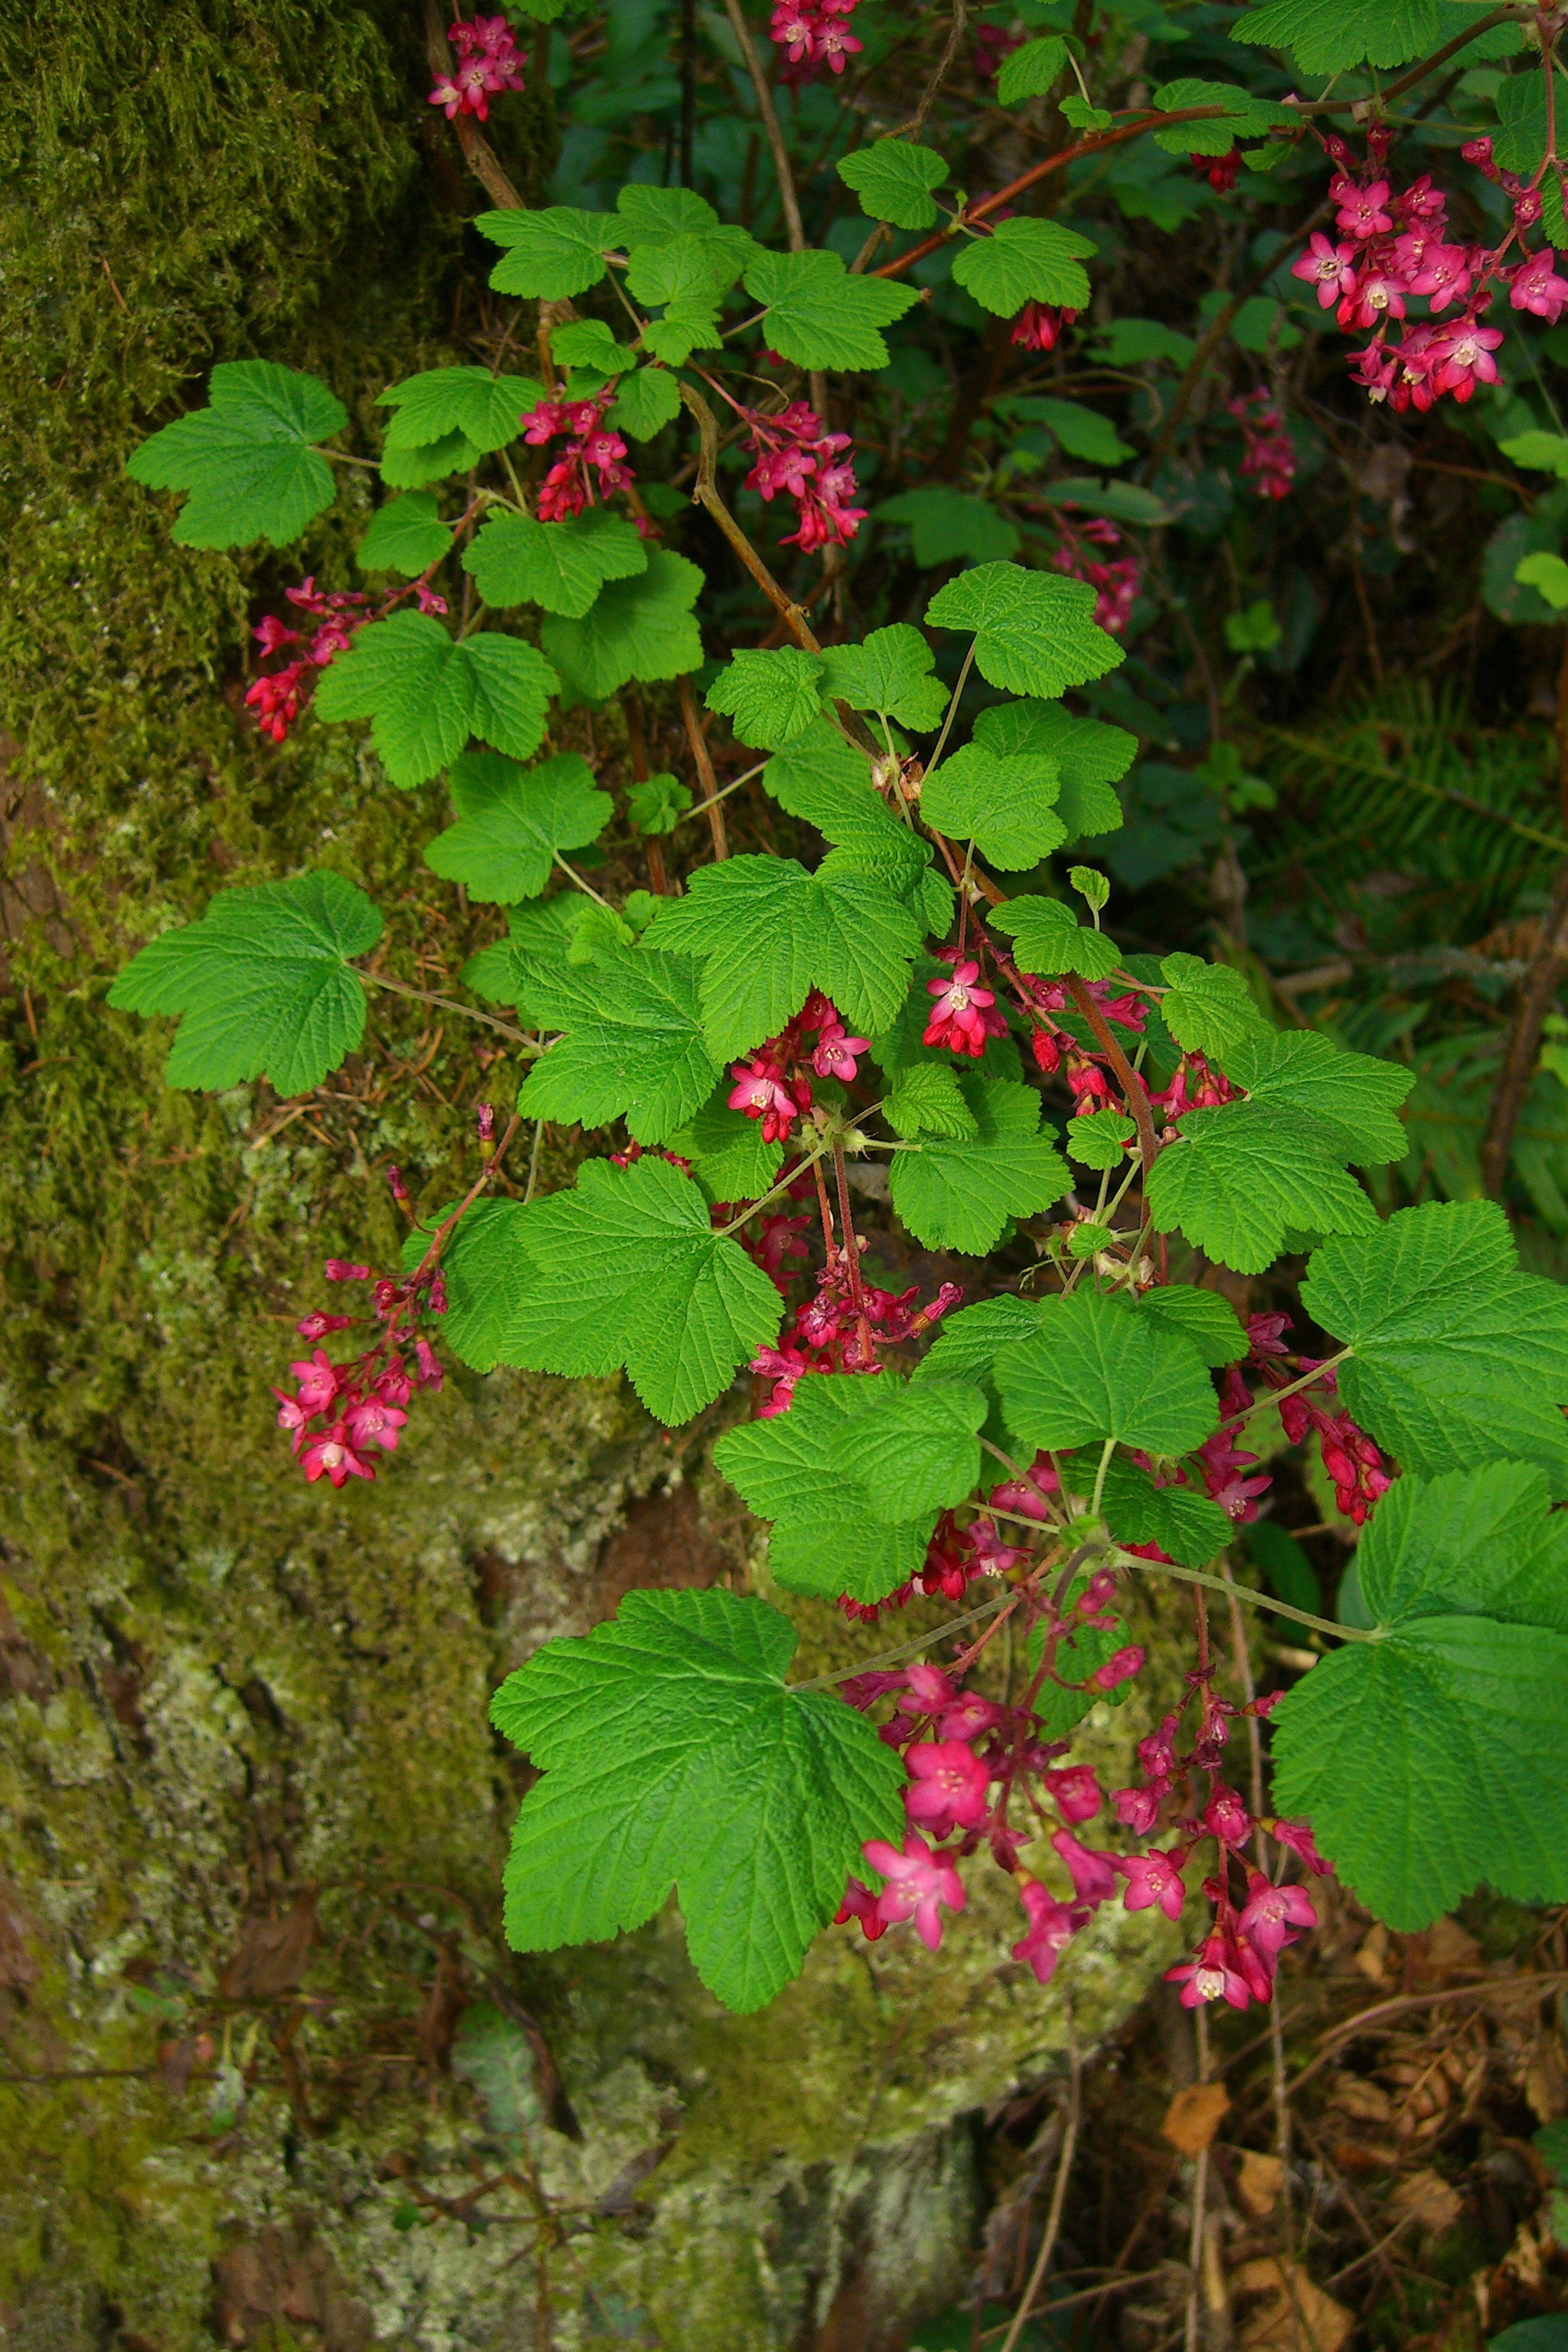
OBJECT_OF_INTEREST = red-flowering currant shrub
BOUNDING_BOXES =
[112,0,1568,2017]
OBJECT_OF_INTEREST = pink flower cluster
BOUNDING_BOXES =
[835,1647,1324,2008]
[246,575,448,746]
[428,15,525,122]
[1228,388,1296,501]
[274,1258,447,1488]
[1011,302,1078,354]
[743,400,868,552]
[521,393,635,521]
[727,990,870,1145]
[751,1269,963,1410]
[924,949,1009,1056]
[1291,132,1568,413]
[1050,514,1141,635]
[1018,970,1147,1114]
[769,0,861,83]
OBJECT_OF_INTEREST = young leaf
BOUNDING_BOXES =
[1158,954,1272,1058]
[889,1074,1069,1255]
[1136,1286,1246,1368]
[500,1156,782,1423]
[996,35,1067,102]
[926,563,1124,698]
[920,743,1065,869]
[820,626,951,730]
[377,368,542,456]
[548,319,638,374]
[1150,78,1295,156]
[1217,1030,1415,1165]
[356,492,454,576]
[994,1285,1218,1457]
[476,205,618,298]
[988,896,1123,982]
[836,139,949,230]
[884,1062,981,1139]
[1096,1455,1231,1569]
[514,945,720,1143]
[951,218,1096,316]
[1269,1462,1568,1929]
[627,772,691,834]
[1013,397,1135,468]
[1066,1108,1135,1168]
[609,366,684,441]
[462,508,648,618]
[107,872,381,1098]
[379,429,484,489]
[742,249,921,372]
[423,751,613,902]
[1301,1200,1568,1492]
[973,699,1135,840]
[313,615,560,787]
[490,1587,905,2011]
[126,360,346,549]
[615,184,727,244]
[714,1374,944,1602]
[645,855,923,1060]
[541,549,704,701]
[876,487,1022,567]
[673,1094,784,1202]
[1145,1102,1379,1276]
[706,647,827,749]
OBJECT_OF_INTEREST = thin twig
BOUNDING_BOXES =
[999,2040,1082,2352]
[679,674,730,858]
[423,0,525,207]
[895,0,969,141]
[677,381,823,647]
[720,0,806,251]
[1481,622,1568,1196]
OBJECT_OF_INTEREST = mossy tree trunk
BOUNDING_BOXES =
[0,13,1175,2345]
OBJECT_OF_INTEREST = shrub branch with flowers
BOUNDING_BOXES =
[113,0,1568,2017]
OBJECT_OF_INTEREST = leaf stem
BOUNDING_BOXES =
[363,970,537,1048]
[1109,1547,1380,1644]
[553,854,616,910]
[676,381,824,651]
[1223,1348,1353,1434]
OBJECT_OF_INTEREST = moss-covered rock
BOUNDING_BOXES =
[0,11,1175,2343]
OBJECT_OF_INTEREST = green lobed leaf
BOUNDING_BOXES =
[988,896,1123,982]
[490,1587,905,2010]
[832,1376,989,1522]
[1158,953,1272,1059]
[356,492,454,576]
[313,616,560,788]
[1230,0,1521,74]
[423,751,613,902]
[884,1062,980,1140]
[378,428,484,490]
[627,771,691,835]
[820,626,950,730]
[922,743,1064,869]
[513,944,720,1144]
[107,871,381,1098]
[951,218,1096,317]
[975,702,1130,840]
[835,139,949,230]
[994,1284,1218,1458]
[1149,77,1295,157]
[743,249,921,373]
[645,854,922,1062]
[926,563,1124,699]
[889,1073,1069,1255]
[476,205,618,298]
[609,366,684,441]
[996,34,1067,102]
[462,507,648,618]
[549,319,638,375]
[1011,396,1134,468]
[1096,1455,1232,1569]
[876,488,1021,567]
[1145,1102,1380,1276]
[760,721,911,859]
[1218,1030,1414,1166]
[673,1093,785,1203]
[541,549,704,701]
[714,1374,941,1602]
[405,1197,534,1373]
[125,360,345,549]
[377,367,542,456]
[498,1156,782,1424]
[1066,1108,1135,1168]
[706,647,827,749]
[1301,1200,1568,1494]
[616,185,727,246]
[1270,1463,1568,1929]
[1136,1285,1246,1368]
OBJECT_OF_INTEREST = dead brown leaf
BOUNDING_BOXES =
[1327,2073,1395,2125]
[1424,1916,1483,1975]
[1354,1923,1392,1984]
[217,1890,318,2003]
[1389,2168,1463,2236]
[1162,2080,1231,2155]
[1234,2256,1354,2352]
[1524,2033,1568,2125]
[1237,2150,1286,2217]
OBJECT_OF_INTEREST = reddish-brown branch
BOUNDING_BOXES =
[678,674,730,858]
[423,3,525,208]
[676,382,823,649]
